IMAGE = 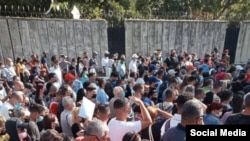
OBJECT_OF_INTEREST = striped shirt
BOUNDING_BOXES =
[60,109,73,137]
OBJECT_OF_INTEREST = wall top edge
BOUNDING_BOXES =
[125,19,228,23]
[0,16,107,22]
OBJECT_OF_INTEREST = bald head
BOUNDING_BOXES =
[113,86,123,98]
[11,91,24,102]
[14,81,24,91]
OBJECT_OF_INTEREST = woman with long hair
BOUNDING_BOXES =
[41,113,59,134]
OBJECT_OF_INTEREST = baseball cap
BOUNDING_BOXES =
[149,76,159,83]
[235,65,244,71]
[93,51,98,55]
[168,69,177,76]
[187,65,195,71]
[104,51,110,55]
[64,73,76,81]
[86,83,97,91]
[132,54,138,58]
[149,64,156,72]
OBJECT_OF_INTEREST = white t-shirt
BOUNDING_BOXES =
[108,118,141,141]
[135,78,145,85]
[49,66,62,89]
[128,61,137,73]
[102,57,109,67]
[0,101,14,120]
[160,114,181,136]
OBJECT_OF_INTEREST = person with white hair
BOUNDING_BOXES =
[60,96,74,137]
[109,86,124,119]
[85,119,106,139]
[75,119,107,141]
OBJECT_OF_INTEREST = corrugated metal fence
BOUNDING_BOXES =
[125,20,228,61]
[0,17,108,64]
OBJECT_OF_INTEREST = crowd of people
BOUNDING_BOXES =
[0,47,250,141]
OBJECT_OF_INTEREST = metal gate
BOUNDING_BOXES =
[108,27,125,57]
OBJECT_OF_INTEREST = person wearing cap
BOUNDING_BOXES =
[129,54,138,77]
[102,51,110,77]
[184,54,193,67]
[148,76,159,103]
[63,72,77,102]
[148,64,157,77]
[89,51,98,71]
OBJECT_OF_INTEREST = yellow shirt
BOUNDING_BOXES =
[16,63,24,74]
[0,134,10,141]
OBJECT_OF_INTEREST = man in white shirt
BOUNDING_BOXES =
[0,91,23,120]
[128,54,138,77]
[108,96,152,141]
[102,51,110,77]
[49,58,62,89]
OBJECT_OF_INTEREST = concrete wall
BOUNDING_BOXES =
[0,18,108,65]
[125,20,228,62]
[235,21,250,64]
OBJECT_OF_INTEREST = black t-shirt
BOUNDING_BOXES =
[231,81,244,93]
[203,92,214,105]
[164,57,179,69]
[140,120,165,141]
[5,117,22,141]
[71,123,81,138]
[225,113,250,125]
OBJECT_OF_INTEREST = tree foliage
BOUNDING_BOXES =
[0,0,250,26]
